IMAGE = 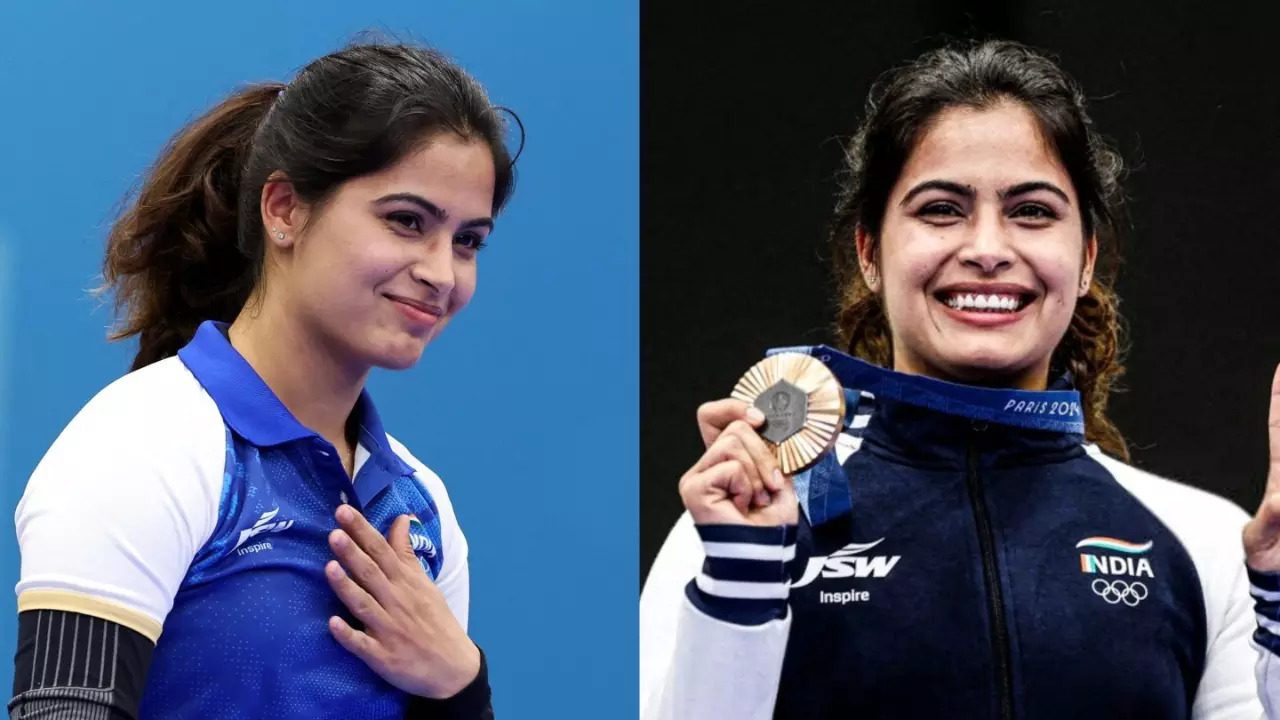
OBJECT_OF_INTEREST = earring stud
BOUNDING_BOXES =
[272,227,285,240]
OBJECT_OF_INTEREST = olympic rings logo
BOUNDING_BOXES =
[1091,578,1149,607]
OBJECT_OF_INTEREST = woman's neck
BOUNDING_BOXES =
[893,353,1052,391]
[227,299,369,460]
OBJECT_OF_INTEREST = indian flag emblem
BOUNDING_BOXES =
[407,515,437,568]
[1075,537,1153,554]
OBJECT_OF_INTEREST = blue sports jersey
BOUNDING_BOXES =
[15,321,472,719]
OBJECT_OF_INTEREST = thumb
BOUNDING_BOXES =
[697,399,761,448]
[387,514,417,565]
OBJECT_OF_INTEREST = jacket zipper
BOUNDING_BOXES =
[965,427,1014,720]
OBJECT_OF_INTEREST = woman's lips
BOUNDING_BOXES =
[933,288,1037,327]
[386,294,444,327]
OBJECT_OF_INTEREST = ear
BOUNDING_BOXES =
[855,225,880,292]
[1078,233,1098,297]
[260,171,307,250]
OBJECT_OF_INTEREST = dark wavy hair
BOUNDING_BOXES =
[829,39,1130,459]
[101,41,520,371]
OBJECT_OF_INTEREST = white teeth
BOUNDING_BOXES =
[944,292,1023,313]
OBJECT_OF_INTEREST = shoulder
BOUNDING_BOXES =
[383,433,466,548]
[1085,445,1250,539]
[16,358,231,634]
[1084,445,1248,614]
[51,356,225,454]
[21,357,228,531]
[383,433,452,510]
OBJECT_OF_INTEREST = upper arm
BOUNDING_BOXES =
[1194,529,1265,719]
[14,361,226,642]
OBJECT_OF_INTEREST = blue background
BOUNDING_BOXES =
[0,2,637,717]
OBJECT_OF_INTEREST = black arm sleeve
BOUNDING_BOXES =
[404,647,493,720]
[9,610,154,720]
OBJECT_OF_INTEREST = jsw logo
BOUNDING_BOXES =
[792,539,901,588]
[233,508,294,551]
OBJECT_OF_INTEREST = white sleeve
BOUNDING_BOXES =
[640,512,793,720]
[1193,533,1266,719]
[13,359,225,642]
[385,435,470,632]
[1090,450,1264,718]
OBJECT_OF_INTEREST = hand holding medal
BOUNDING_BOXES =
[679,353,845,527]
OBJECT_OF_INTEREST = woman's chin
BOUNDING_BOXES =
[375,344,429,371]
[361,336,430,371]
[928,352,1046,389]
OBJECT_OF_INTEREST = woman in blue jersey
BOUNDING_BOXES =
[11,42,517,719]
[641,40,1275,718]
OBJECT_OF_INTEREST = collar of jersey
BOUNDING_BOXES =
[178,321,414,475]
[766,345,1084,435]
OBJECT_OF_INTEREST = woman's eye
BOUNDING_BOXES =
[919,202,963,218]
[389,212,422,232]
[455,232,487,251]
[1011,203,1059,220]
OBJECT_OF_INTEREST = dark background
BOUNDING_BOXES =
[641,1,1280,580]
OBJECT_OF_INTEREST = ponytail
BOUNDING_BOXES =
[101,83,284,371]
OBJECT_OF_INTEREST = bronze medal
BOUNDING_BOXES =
[731,352,846,474]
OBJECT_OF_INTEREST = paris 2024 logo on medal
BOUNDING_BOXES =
[731,353,846,475]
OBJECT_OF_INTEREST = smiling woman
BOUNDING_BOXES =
[830,54,1127,456]
[641,40,1269,719]
[10,41,516,720]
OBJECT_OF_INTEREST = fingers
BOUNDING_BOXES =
[326,560,393,630]
[330,525,398,608]
[722,421,783,494]
[701,460,755,517]
[683,397,788,525]
[693,424,758,480]
[679,457,752,523]
[387,515,421,570]
[328,615,383,664]
[697,399,765,449]
[336,505,403,580]
[1271,362,1280,417]
[1246,493,1280,564]
[759,468,800,527]
[1268,364,1280,492]
[700,421,782,494]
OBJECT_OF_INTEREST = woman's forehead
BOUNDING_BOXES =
[341,138,496,214]
[900,104,1072,193]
